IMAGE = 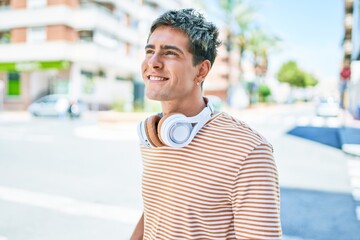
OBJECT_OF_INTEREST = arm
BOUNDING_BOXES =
[232,143,282,239]
[130,213,144,240]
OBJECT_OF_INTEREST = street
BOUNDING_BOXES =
[0,103,359,240]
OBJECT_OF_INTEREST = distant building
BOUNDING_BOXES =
[345,0,360,118]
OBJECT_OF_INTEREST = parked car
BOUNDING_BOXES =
[315,97,340,117]
[28,94,87,118]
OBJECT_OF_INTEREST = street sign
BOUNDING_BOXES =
[341,66,351,80]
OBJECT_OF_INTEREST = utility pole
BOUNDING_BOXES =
[341,0,354,110]
[0,80,4,112]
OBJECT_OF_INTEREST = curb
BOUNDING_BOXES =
[342,144,360,157]
[338,127,360,157]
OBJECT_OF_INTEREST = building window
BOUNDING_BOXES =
[27,0,46,9]
[131,19,139,29]
[7,72,20,96]
[0,0,10,10]
[0,31,10,44]
[81,70,95,94]
[27,27,46,43]
[116,76,130,81]
[93,31,118,49]
[78,30,93,42]
[143,0,159,9]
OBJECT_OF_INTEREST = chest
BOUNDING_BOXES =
[141,148,240,207]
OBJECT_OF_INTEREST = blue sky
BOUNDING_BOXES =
[254,0,344,83]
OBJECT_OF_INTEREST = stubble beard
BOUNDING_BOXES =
[146,87,171,102]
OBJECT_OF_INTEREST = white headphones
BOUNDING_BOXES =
[137,98,214,148]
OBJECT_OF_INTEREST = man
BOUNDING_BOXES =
[132,8,282,239]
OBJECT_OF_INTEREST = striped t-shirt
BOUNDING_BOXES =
[140,112,282,239]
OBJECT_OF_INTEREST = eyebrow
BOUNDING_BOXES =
[145,44,184,54]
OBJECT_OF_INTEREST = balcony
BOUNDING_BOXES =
[0,0,10,11]
[0,5,141,45]
[0,41,139,75]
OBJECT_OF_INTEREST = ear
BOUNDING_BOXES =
[195,60,211,84]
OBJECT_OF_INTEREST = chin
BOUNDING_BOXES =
[146,93,162,101]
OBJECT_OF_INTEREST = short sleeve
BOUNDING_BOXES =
[231,143,282,239]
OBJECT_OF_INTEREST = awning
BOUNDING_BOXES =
[0,61,70,72]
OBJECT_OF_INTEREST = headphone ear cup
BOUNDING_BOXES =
[145,115,165,147]
[157,113,180,145]
[158,113,193,147]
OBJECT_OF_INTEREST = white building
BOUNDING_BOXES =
[342,0,360,119]
[0,0,197,111]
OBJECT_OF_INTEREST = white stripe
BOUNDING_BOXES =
[0,132,53,142]
[348,168,360,177]
[297,116,311,126]
[143,150,239,169]
[352,188,360,201]
[0,186,141,224]
[350,178,360,188]
[283,236,307,240]
[0,236,8,240]
[347,159,360,168]
[347,159,360,222]
[74,125,138,141]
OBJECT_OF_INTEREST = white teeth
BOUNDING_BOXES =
[149,76,166,81]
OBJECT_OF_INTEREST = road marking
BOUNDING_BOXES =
[347,159,360,168]
[352,188,360,201]
[0,128,53,142]
[0,186,141,224]
[346,158,360,222]
[0,134,53,142]
[74,125,138,141]
[283,236,310,240]
[310,117,325,127]
[297,116,311,126]
[350,178,360,188]
[0,236,8,240]
[348,167,360,177]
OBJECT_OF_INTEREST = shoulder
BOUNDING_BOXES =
[201,111,273,152]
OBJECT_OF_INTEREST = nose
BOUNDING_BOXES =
[147,53,163,69]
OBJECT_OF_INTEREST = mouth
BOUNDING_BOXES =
[147,75,169,82]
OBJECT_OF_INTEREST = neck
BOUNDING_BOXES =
[161,96,206,117]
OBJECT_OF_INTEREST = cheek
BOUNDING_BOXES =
[141,60,147,71]
[141,61,148,79]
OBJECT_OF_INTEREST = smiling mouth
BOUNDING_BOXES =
[148,75,169,81]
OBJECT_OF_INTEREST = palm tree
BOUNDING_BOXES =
[247,28,280,80]
[220,0,255,75]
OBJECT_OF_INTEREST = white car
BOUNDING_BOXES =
[28,94,87,118]
[316,98,340,117]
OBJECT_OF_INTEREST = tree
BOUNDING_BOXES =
[219,0,255,73]
[247,27,280,78]
[277,61,318,88]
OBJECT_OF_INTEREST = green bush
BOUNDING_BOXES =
[258,84,271,102]
[111,98,125,112]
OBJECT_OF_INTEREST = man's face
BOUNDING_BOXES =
[142,26,200,102]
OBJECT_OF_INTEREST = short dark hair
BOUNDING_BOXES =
[149,8,222,67]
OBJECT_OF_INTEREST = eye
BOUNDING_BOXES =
[164,51,177,56]
[145,49,154,55]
